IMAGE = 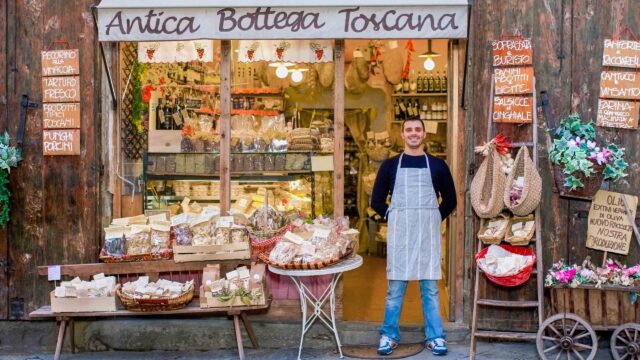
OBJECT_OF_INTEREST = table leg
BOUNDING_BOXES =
[54,318,67,360]
[240,312,259,348]
[233,314,245,360]
[70,318,75,354]
[329,274,344,358]
[290,276,307,360]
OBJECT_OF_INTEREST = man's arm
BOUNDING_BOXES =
[436,160,457,219]
[370,159,393,218]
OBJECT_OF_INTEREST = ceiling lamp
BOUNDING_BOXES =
[418,40,440,71]
[289,68,308,83]
[269,61,295,79]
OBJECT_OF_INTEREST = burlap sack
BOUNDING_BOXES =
[354,57,370,81]
[504,146,542,216]
[470,149,506,218]
[317,62,334,88]
[345,63,366,94]
[382,42,403,85]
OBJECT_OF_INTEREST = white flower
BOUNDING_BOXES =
[587,140,596,149]
[568,139,577,148]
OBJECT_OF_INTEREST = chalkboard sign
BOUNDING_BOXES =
[586,190,638,255]
[596,99,639,129]
[43,103,80,129]
[41,49,80,76]
[43,129,80,156]
[492,96,533,123]
[599,70,640,100]
[602,39,640,68]
[42,76,80,103]
[491,38,532,67]
[494,66,534,95]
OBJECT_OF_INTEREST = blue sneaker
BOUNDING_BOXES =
[426,338,447,356]
[377,335,398,355]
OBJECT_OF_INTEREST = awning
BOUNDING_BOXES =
[96,0,469,41]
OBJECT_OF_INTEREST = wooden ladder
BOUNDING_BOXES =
[469,78,544,359]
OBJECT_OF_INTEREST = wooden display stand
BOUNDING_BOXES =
[173,242,251,262]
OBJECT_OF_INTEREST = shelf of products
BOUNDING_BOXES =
[344,130,359,227]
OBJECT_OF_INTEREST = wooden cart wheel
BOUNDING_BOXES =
[611,323,640,360]
[536,313,598,360]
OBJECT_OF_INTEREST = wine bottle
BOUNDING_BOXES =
[427,72,434,93]
[162,96,173,130]
[417,72,423,93]
[442,71,448,93]
[434,71,441,93]
[394,100,400,121]
[155,98,164,131]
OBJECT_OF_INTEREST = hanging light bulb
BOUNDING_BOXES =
[276,65,289,78]
[423,57,436,71]
[418,39,440,71]
[290,69,304,83]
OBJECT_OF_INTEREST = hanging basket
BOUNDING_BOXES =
[475,244,535,287]
[553,163,605,200]
[504,214,536,246]
[471,149,507,218]
[504,146,541,216]
[477,213,511,245]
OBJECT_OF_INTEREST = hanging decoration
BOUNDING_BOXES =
[237,40,333,63]
[131,62,147,133]
[401,40,415,80]
[367,40,383,75]
[137,41,214,63]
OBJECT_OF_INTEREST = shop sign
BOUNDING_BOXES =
[492,95,533,123]
[599,70,640,100]
[596,99,639,129]
[42,76,80,103]
[96,5,469,41]
[41,49,80,76]
[493,66,533,95]
[43,129,80,156]
[602,39,640,68]
[491,38,532,67]
[586,190,638,255]
[43,103,81,129]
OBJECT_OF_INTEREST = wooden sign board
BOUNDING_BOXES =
[494,67,534,95]
[599,70,640,100]
[43,129,80,155]
[492,96,533,123]
[41,49,80,76]
[602,39,640,68]
[596,98,639,129]
[492,38,533,67]
[587,190,638,255]
[42,76,80,103]
[43,103,80,129]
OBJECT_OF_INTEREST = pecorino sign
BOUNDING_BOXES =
[96,5,469,41]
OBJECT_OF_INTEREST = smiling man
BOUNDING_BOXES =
[370,117,457,356]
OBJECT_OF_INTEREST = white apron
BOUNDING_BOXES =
[386,153,442,280]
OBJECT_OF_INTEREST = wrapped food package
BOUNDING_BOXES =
[102,226,126,257]
[124,225,152,255]
[190,214,216,246]
[269,241,298,264]
[478,245,533,276]
[353,50,370,81]
[150,221,171,254]
[382,41,403,85]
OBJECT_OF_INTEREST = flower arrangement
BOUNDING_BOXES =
[0,131,22,228]
[545,257,640,288]
[549,113,628,190]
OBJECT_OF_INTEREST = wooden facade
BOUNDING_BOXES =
[0,1,638,332]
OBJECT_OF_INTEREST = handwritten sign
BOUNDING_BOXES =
[42,76,80,103]
[602,39,640,68]
[493,96,533,123]
[596,99,639,129]
[492,38,532,67]
[494,67,534,95]
[43,103,80,129]
[41,49,79,76]
[587,190,638,255]
[43,129,80,156]
[599,71,640,100]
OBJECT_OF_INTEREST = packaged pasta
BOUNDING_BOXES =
[171,213,193,246]
[190,214,215,246]
[102,226,126,257]
[150,221,171,254]
[124,225,152,255]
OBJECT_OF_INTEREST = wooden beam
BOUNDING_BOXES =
[333,39,345,218]
[219,40,232,215]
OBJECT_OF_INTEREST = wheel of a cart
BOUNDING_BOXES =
[610,323,640,360]
[536,313,598,360]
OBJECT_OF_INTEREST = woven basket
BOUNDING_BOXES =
[553,163,605,200]
[504,146,542,216]
[504,215,536,246]
[475,244,535,287]
[366,147,390,162]
[117,284,194,312]
[259,248,353,270]
[471,149,506,218]
[477,214,511,245]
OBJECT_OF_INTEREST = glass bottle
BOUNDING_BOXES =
[402,77,410,93]
[162,96,173,130]
[172,96,184,130]
[434,71,441,93]
[409,70,417,93]
[414,99,420,118]
[394,100,400,121]
[442,71,448,93]
[417,72,423,93]
[427,72,434,93]
[155,98,164,131]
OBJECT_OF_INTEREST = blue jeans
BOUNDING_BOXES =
[379,280,445,342]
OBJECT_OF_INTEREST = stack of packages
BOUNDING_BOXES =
[287,128,318,151]
[170,205,249,247]
[200,263,266,307]
[101,214,173,261]
[54,273,117,299]
[120,277,194,299]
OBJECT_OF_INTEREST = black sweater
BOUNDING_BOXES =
[370,153,457,220]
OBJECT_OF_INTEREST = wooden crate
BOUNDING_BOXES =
[50,291,118,313]
[199,285,267,308]
[173,242,250,263]
[550,284,640,330]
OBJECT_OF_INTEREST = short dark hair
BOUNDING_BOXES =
[401,118,425,131]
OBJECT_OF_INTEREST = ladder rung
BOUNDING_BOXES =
[476,299,539,308]
[475,330,537,340]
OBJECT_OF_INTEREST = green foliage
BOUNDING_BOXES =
[0,131,22,227]
[131,62,147,133]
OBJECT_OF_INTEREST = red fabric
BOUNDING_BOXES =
[475,244,535,287]
[267,271,333,300]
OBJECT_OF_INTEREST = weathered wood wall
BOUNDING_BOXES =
[2,0,101,319]
[0,0,8,319]
[466,0,640,330]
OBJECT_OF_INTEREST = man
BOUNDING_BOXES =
[370,117,457,356]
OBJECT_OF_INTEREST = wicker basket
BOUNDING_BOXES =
[553,163,605,200]
[117,284,194,312]
[366,146,390,162]
[471,148,506,218]
[477,214,511,245]
[249,223,293,259]
[504,146,541,216]
[504,215,536,246]
[259,248,353,270]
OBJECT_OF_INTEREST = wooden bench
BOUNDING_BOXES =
[32,260,269,360]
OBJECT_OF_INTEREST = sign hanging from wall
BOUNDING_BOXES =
[586,190,638,255]
[95,2,469,41]
[491,38,532,67]
[41,48,81,155]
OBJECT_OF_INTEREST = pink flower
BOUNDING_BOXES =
[568,139,577,148]
[607,261,620,270]
[556,267,577,283]
[623,264,640,276]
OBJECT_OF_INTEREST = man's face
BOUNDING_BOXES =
[401,120,426,149]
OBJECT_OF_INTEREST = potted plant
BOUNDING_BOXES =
[549,113,628,199]
[0,131,22,227]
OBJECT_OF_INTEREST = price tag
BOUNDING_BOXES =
[173,112,183,126]
[48,265,61,281]
[283,231,306,244]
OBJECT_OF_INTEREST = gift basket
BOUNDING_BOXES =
[117,278,195,312]
[504,146,541,216]
[475,244,535,287]
[248,202,290,257]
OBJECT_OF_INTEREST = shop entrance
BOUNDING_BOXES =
[342,38,460,324]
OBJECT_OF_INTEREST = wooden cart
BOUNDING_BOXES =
[536,284,640,360]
